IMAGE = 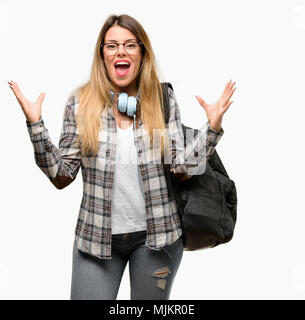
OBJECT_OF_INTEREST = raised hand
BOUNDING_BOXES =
[195,80,236,131]
[8,80,45,123]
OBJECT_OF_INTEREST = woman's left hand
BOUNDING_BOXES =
[195,80,236,131]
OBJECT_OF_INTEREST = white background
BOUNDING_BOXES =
[0,0,304,300]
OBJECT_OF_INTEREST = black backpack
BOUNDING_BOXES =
[161,82,238,250]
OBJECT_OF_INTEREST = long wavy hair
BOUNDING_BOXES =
[71,14,168,159]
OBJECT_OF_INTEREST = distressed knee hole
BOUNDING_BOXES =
[153,266,171,290]
[153,266,171,278]
[157,279,167,290]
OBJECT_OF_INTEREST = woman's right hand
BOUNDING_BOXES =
[8,80,45,123]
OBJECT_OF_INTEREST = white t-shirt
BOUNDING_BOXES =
[111,123,147,234]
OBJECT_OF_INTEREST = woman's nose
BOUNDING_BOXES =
[117,44,127,55]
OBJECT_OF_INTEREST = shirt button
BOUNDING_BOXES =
[45,145,52,152]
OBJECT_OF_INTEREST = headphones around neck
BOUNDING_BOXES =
[110,90,140,117]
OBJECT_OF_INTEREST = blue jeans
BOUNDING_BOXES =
[70,230,184,300]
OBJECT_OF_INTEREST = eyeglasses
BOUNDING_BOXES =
[101,40,143,56]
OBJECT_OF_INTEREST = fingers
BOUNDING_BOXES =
[36,92,45,105]
[224,100,234,111]
[195,95,208,110]
[229,80,236,95]
[195,95,203,104]
[227,86,236,103]
[224,80,236,94]
[224,81,230,94]
[196,95,207,105]
[223,80,236,107]
[8,80,25,103]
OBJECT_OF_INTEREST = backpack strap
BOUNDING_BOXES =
[161,82,173,124]
[160,82,186,241]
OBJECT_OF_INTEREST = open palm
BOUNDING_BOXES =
[196,80,236,130]
[8,80,45,123]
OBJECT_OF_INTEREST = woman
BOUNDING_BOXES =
[8,14,236,300]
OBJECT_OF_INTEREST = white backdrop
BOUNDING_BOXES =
[1,0,304,300]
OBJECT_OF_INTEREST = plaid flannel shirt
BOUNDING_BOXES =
[26,86,224,260]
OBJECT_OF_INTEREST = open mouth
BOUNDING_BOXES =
[114,61,131,76]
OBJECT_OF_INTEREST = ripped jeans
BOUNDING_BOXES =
[70,230,184,300]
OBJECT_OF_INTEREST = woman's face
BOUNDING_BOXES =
[103,26,143,96]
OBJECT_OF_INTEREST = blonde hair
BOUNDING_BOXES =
[72,14,168,159]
